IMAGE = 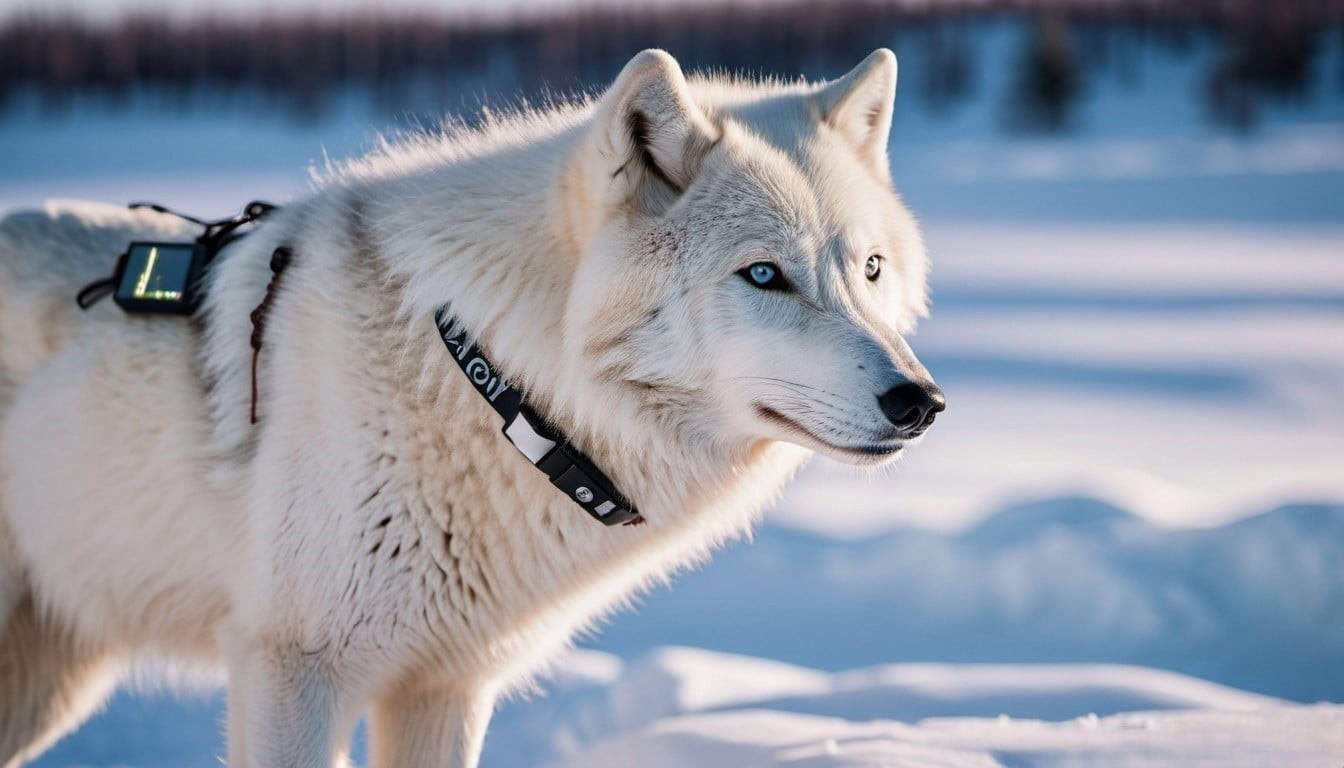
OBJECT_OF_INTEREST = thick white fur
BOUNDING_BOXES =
[0,49,936,767]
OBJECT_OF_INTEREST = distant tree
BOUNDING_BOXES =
[1,0,1340,131]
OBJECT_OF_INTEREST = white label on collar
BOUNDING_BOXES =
[504,413,557,463]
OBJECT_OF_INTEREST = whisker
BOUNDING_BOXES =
[744,380,856,413]
[733,376,848,401]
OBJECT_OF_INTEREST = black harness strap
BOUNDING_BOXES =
[434,307,643,527]
[129,200,278,253]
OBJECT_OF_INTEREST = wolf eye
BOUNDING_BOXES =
[865,254,883,282]
[739,262,790,291]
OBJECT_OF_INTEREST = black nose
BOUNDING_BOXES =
[878,381,945,436]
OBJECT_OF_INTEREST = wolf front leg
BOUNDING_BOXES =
[368,682,496,768]
[229,642,361,768]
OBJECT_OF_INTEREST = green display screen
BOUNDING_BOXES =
[115,243,196,303]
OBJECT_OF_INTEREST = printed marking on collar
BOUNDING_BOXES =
[434,307,642,527]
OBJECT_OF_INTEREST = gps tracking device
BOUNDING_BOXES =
[75,200,278,315]
[111,241,207,314]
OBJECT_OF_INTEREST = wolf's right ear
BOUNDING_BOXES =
[594,49,718,216]
[813,49,898,180]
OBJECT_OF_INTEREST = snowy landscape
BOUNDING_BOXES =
[2,8,1342,767]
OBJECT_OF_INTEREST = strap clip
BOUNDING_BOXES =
[500,406,641,526]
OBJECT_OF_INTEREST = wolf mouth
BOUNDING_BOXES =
[755,405,904,457]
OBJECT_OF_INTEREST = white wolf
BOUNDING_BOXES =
[0,49,942,767]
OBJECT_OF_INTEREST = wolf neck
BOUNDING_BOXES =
[365,127,579,387]
[357,123,802,530]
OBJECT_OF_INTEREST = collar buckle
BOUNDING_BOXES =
[501,408,642,527]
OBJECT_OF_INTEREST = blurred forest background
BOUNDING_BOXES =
[2,0,1341,131]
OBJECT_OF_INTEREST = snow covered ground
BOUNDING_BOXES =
[4,27,1344,768]
[520,648,1344,768]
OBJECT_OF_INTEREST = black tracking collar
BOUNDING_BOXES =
[434,307,643,527]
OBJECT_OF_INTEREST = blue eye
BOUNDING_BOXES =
[739,262,789,291]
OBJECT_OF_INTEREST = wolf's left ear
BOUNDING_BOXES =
[595,49,718,215]
[814,49,898,178]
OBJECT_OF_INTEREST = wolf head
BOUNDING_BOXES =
[566,49,942,466]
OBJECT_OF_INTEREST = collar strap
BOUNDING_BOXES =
[435,307,642,527]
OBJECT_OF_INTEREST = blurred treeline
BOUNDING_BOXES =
[1,0,1341,130]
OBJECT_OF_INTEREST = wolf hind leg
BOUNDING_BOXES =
[0,592,117,768]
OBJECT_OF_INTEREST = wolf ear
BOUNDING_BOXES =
[814,49,898,178]
[596,49,718,215]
